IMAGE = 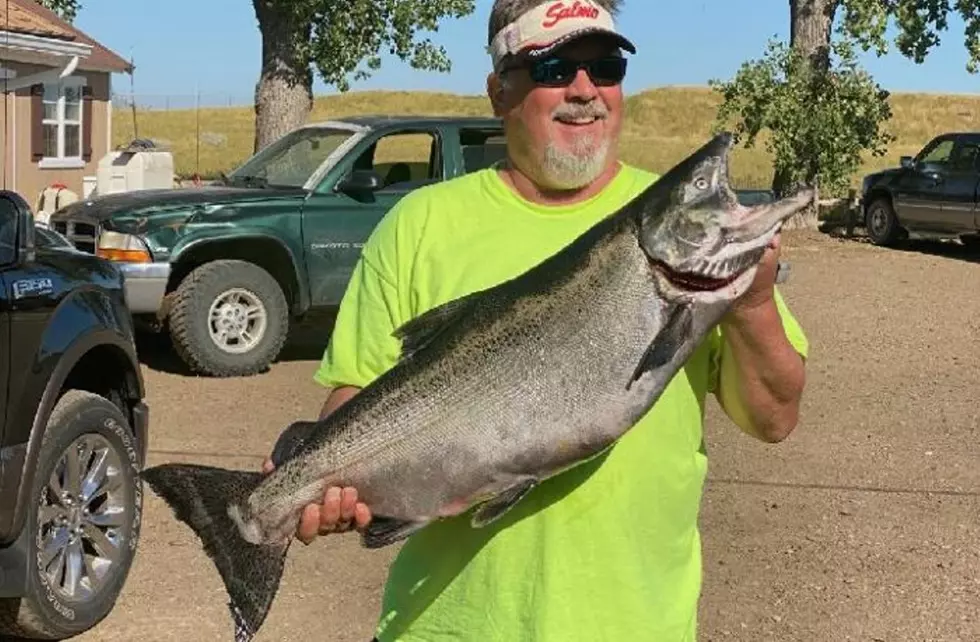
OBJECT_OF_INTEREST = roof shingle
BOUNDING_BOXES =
[0,1,73,39]
[0,0,132,73]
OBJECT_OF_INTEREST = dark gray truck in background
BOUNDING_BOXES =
[858,131,980,248]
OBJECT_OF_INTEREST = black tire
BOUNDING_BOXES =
[0,390,143,640]
[168,259,289,377]
[864,197,901,246]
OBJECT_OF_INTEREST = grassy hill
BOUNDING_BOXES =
[112,86,980,194]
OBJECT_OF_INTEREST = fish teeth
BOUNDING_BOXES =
[699,258,739,280]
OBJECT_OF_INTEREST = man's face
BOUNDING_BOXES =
[489,36,626,190]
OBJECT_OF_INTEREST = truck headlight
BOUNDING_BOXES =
[97,231,152,263]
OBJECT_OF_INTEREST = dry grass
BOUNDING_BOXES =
[112,85,980,192]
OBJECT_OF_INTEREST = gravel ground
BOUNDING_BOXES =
[72,228,980,642]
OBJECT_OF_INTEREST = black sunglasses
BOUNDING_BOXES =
[521,55,628,87]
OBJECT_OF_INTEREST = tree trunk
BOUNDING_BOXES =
[772,0,839,228]
[789,0,837,73]
[252,0,314,153]
[781,176,821,230]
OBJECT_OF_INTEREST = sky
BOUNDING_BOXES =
[73,0,979,108]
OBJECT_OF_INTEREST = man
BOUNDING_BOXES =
[264,0,808,639]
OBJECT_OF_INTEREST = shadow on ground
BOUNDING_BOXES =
[820,224,980,265]
[136,308,339,376]
[895,238,980,264]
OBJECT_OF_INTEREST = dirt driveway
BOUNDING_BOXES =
[75,229,980,642]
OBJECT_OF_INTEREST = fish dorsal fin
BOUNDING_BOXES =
[392,293,481,362]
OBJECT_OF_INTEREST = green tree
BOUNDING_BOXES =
[38,0,79,22]
[710,37,894,215]
[710,0,980,218]
[251,0,475,152]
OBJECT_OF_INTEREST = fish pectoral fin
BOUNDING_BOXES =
[361,516,427,549]
[392,292,481,362]
[627,304,693,389]
[470,479,538,528]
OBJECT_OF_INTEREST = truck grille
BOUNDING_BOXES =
[52,220,98,254]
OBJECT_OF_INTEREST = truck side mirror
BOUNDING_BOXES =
[336,169,382,194]
[0,189,34,265]
[900,155,914,169]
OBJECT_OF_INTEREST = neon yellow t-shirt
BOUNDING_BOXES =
[314,162,808,642]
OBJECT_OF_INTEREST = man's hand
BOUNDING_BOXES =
[732,232,781,312]
[261,385,371,545]
[260,457,372,545]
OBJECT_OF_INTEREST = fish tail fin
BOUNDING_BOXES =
[141,463,291,642]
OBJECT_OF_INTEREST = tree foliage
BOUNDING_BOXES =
[711,0,980,199]
[37,0,80,22]
[264,0,475,93]
[836,0,980,73]
[710,37,894,197]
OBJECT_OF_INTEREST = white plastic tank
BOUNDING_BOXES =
[96,139,174,194]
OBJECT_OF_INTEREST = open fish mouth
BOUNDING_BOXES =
[650,259,742,291]
[649,246,765,292]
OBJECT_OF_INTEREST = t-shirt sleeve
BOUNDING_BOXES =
[312,204,416,390]
[706,287,809,400]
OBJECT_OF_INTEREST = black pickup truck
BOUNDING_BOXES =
[0,190,149,639]
[858,131,980,247]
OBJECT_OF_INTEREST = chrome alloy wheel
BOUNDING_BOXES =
[36,433,129,603]
[208,287,268,354]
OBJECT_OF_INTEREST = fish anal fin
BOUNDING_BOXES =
[361,516,427,548]
[392,294,479,361]
[627,304,693,389]
[471,479,538,528]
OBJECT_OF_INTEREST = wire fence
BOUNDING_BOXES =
[110,92,259,179]
[107,89,496,180]
[110,92,255,111]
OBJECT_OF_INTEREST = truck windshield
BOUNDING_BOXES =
[226,127,356,188]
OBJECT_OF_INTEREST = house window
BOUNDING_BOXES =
[41,79,84,161]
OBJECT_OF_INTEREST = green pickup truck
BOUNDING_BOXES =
[48,115,508,377]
